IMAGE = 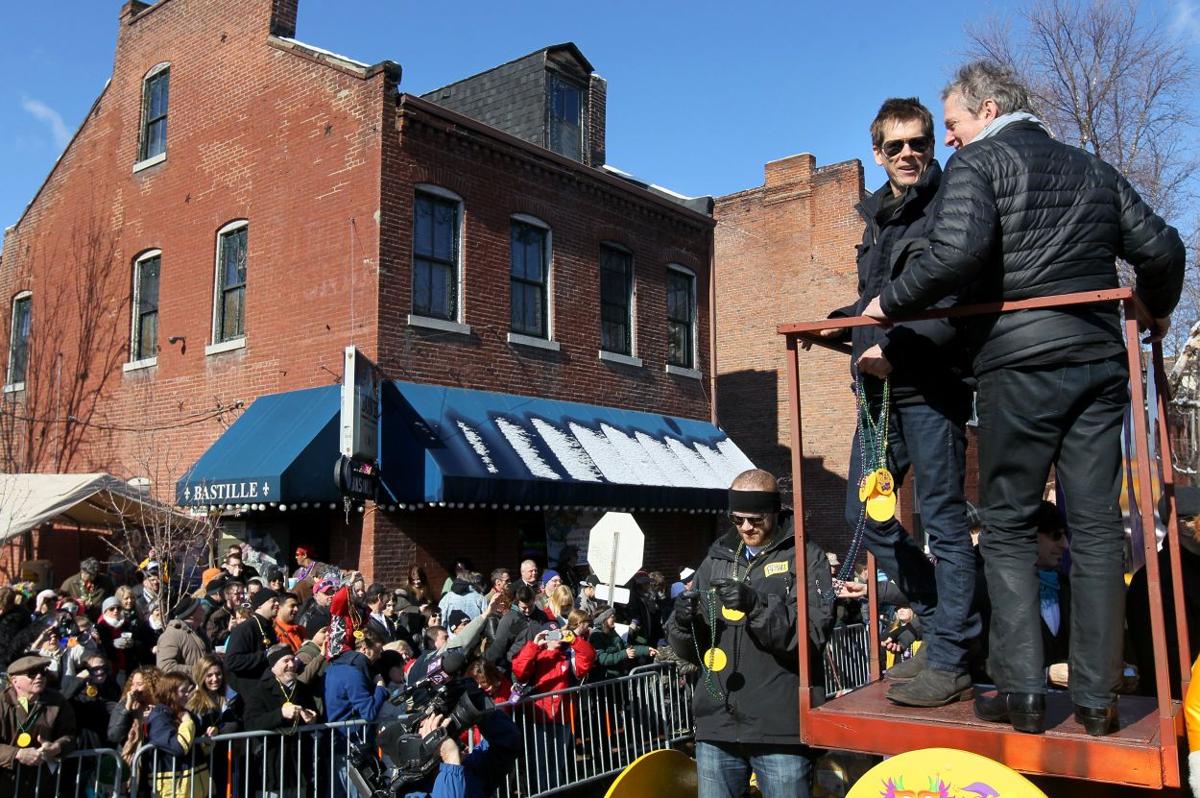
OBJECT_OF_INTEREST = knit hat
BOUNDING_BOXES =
[169,595,201,621]
[202,568,225,591]
[250,589,279,611]
[446,609,470,631]
[541,570,560,586]
[594,607,615,626]
[101,596,121,613]
[266,644,293,669]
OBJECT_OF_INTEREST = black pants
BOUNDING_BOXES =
[976,357,1128,708]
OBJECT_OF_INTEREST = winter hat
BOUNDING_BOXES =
[266,644,293,669]
[580,575,598,588]
[250,589,279,611]
[101,596,121,613]
[594,607,615,626]
[446,609,470,631]
[541,570,560,586]
[35,589,57,608]
[670,583,687,600]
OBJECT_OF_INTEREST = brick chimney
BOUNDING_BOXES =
[270,0,298,37]
[588,74,607,168]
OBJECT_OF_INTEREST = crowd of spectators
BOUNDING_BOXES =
[0,542,695,795]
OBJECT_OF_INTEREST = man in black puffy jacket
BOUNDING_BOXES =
[818,98,979,708]
[668,469,833,798]
[867,60,1186,736]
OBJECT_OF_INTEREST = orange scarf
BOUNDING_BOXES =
[274,619,305,653]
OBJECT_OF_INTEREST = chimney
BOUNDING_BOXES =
[120,1,150,24]
[270,0,298,38]
[588,74,607,168]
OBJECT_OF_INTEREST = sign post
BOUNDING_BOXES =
[337,347,381,504]
[587,512,644,605]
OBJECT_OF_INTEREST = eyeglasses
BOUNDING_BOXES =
[729,514,767,529]
[20,670,48,679]
[880,136,933,158]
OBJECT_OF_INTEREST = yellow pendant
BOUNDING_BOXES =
[866,492,897,522]
[874,468,895,496]
[858,470,877,503]
[16,732,32,748]
[703,647,728,673]
[721,606,745,622]
[282,702,295,713]
[353,630,365,641]
[85,685,98,698]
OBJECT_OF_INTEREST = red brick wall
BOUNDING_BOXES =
[714,155,865,552]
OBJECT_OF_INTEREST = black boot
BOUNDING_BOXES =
[1074,703,1118,736]
[973,691,1045,734]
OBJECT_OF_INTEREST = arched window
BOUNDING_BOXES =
[212,220,248,346]
[138,62,170,164]
[131,249,161,362]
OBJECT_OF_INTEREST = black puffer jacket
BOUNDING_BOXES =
[832,161,969,405]
[667,515,833,745]
[880,121,1186,374]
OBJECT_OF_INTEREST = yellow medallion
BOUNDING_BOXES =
[85,685,98,698]
[703,648,728,673]
[857,470,877,503]
[16,732,32,748]
[866,492,897,522]
[353,630,365,641]
[721,606,745,622]
[874,468,895,496]
[282,702,295,713]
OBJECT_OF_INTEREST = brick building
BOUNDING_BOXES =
[0,0,744,587]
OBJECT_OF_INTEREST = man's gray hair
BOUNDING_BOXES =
[943,60,1034,117]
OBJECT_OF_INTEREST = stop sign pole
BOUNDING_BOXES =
[588,512,644,605]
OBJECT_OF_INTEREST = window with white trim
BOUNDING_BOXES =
[412,188,462,321]
[7,292,31,387]
[131,251,161,361]
[510,216,550,338]
[667,265,697,369]
[139,64,170,162]
[213,222,248,344]
[600,245,633,356]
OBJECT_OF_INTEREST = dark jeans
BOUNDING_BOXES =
[977,357,1128,708]
[845,397,979,672]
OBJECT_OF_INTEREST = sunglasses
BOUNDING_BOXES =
[880,136,932,158]
[21,670,49,679]
[729,514,768,529]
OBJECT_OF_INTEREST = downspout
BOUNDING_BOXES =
[708,222,718,426]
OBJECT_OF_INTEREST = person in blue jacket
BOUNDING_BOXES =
[325,628,388,796]
[400,706,520,798]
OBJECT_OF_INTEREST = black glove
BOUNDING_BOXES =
[712,579,758,614]
[673,591,700,628]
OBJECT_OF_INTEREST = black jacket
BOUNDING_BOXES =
[667,516,833,745]
[881,122,1186,374]
[223,613,278,697]
[832,161,969,405]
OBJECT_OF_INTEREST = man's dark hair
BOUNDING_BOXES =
[490,567,510,585]
[356,628,383,650]
[222,580,245,598]
[514,584,537,606]
[365,583,391,606]
[423,625,447,647]
[1034,501,1065,536]
[869,97,934,148]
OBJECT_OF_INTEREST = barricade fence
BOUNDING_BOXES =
[24,634,877,798]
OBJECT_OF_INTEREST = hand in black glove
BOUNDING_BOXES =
[712,578,758,614]
[672,591,700,628]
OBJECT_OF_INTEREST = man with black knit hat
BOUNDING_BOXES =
[224,589,280,697]
[668,469,833,798]
[244,645,319,794]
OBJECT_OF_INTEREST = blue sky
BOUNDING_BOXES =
[2,0,1198,233]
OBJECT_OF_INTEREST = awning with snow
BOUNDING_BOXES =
[0,473,193,541]
[175,385,341,506]
[380,381,755,510]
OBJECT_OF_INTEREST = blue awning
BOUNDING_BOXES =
[176,386,341,506]
[380,381,754,510]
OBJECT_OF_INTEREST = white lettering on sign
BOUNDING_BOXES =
[190,481,268,503]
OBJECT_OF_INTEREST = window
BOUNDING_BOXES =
[214,222,247,343]
[6,292,31,387]
[547,73,584,161]
[510,218,550,338]
[131,251,161,362]
[139,65,170,163]
[600,246,633,355]
[667,266,696,369]
[412,190,461,321]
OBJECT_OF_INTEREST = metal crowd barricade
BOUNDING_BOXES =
[8,747,124,798]
[493,661,695,798]
[822,623,872,697]
[127,718,368,798]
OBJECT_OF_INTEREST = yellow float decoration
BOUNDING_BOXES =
[846,747,1047,798]
[604,748,697,798]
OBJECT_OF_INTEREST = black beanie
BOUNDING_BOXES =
[250,589,280,611]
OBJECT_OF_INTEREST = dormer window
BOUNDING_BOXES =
[546,73,584,161]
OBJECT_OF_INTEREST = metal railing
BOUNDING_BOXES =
[823,623,873,697]
[6,746,124,798]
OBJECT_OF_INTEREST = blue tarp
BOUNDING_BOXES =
[176,385,340,506]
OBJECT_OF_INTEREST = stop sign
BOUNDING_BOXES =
[587,512,644,604]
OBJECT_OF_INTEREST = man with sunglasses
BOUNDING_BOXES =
[867,61,1184,735]
[816,98,979,708]
[1,655,76,797]
[667,469,833,798]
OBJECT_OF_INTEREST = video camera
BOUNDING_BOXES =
[347,647,496,797]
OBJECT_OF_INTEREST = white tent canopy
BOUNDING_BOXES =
[0,473,186,542]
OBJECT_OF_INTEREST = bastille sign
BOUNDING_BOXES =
[178,478,275,506]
